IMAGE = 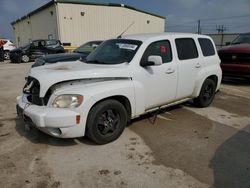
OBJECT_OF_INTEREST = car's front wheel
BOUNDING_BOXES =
[194,78,216,107]
[21,55,30,63]
[87,100,127,145]
[4,51,10,60]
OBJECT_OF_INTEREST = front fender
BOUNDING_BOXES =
[86,80,136,117]
[52,79,136,116]
[49,79,136,136]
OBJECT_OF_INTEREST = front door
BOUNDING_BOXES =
[136,40,177,110]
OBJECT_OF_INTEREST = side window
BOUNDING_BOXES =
[175,38,198,60]
[198,38,215,56]
[45,40,60,48]
[46,40,58,47]
[32,41,45,49]
[141,40,172,64]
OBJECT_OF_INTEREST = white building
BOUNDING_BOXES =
[11,0,165,47]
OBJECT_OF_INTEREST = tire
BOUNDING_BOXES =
[4,51,10,60]
[86,99,127,145]
[21,55,30,63]
[193,79,216,108]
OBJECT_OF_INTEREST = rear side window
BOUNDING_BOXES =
[141,40,172,63]
[198,38,215,56]
[175,38,198,60]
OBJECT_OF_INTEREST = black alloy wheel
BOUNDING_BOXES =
[87,100,127,144]
[194,78,216,107]
[97,109,119,136]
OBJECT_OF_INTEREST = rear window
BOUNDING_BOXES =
[46,40,59,46]
[175,38,198,60]
[198,38,215,56]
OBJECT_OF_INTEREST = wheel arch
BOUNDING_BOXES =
[207,75,218,88]
[193,74,219,97]
[89,95,132,122]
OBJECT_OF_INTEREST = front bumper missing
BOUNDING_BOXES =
[16,95,80,134]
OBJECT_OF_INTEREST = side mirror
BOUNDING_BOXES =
[141,55,163,67]
[225,42,231,46]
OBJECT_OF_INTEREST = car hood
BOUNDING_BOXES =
[219,43,250,53]
[10,47,23,53]
[30,60,132,97]
[32,53,87,67]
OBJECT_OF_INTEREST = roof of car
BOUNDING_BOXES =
[0,39,10,41]
[122,32,209,42]
[32,39,59,42]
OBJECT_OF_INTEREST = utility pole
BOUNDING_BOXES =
[197,20,201,34]
[216,25,226,34]
[216,25,226,48]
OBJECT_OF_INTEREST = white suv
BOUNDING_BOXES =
[16,33,222,144]
[0,39,16,59]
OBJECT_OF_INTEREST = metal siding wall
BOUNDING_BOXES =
[30,5,58,41]
[57,4,165,46]
[12,5,57,47]
[13,18,32,47]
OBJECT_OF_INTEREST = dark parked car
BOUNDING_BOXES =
[32,40,102,68]
[10,39,64,63]
[218,33,250,79]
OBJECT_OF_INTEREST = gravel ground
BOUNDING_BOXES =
[0,61,249,188]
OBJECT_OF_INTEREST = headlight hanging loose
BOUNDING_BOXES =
[52,95,83,108]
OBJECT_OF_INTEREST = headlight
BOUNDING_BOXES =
[52,95,83,108]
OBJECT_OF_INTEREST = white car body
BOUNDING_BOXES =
[16,33,222,140]
[0,39,16,59]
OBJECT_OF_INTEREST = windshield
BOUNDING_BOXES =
[231,34,250,45]
[86,39,142,64]
[74,41,102,54]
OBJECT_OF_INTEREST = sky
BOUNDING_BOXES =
[0,0,250,41]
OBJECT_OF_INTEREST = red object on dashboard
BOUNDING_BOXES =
[160,45,166,53]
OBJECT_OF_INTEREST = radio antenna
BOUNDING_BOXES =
[117,22,135,38]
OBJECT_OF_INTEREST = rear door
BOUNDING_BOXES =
[174,38,202,99]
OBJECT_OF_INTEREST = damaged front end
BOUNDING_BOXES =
[23,76,52,106]
[16,77,82,138]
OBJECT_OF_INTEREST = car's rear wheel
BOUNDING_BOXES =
[194,78,216,107]
[87,99,127,145]
[4,51,10,60]
[21,55,29,63]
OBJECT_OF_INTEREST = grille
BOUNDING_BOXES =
[219,52,250,64]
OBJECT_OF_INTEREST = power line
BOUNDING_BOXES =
[200,14,250,21]
[167,14,250,29]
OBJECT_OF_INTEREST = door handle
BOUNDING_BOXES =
[195,63,201,68]
[165,69,175,74]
